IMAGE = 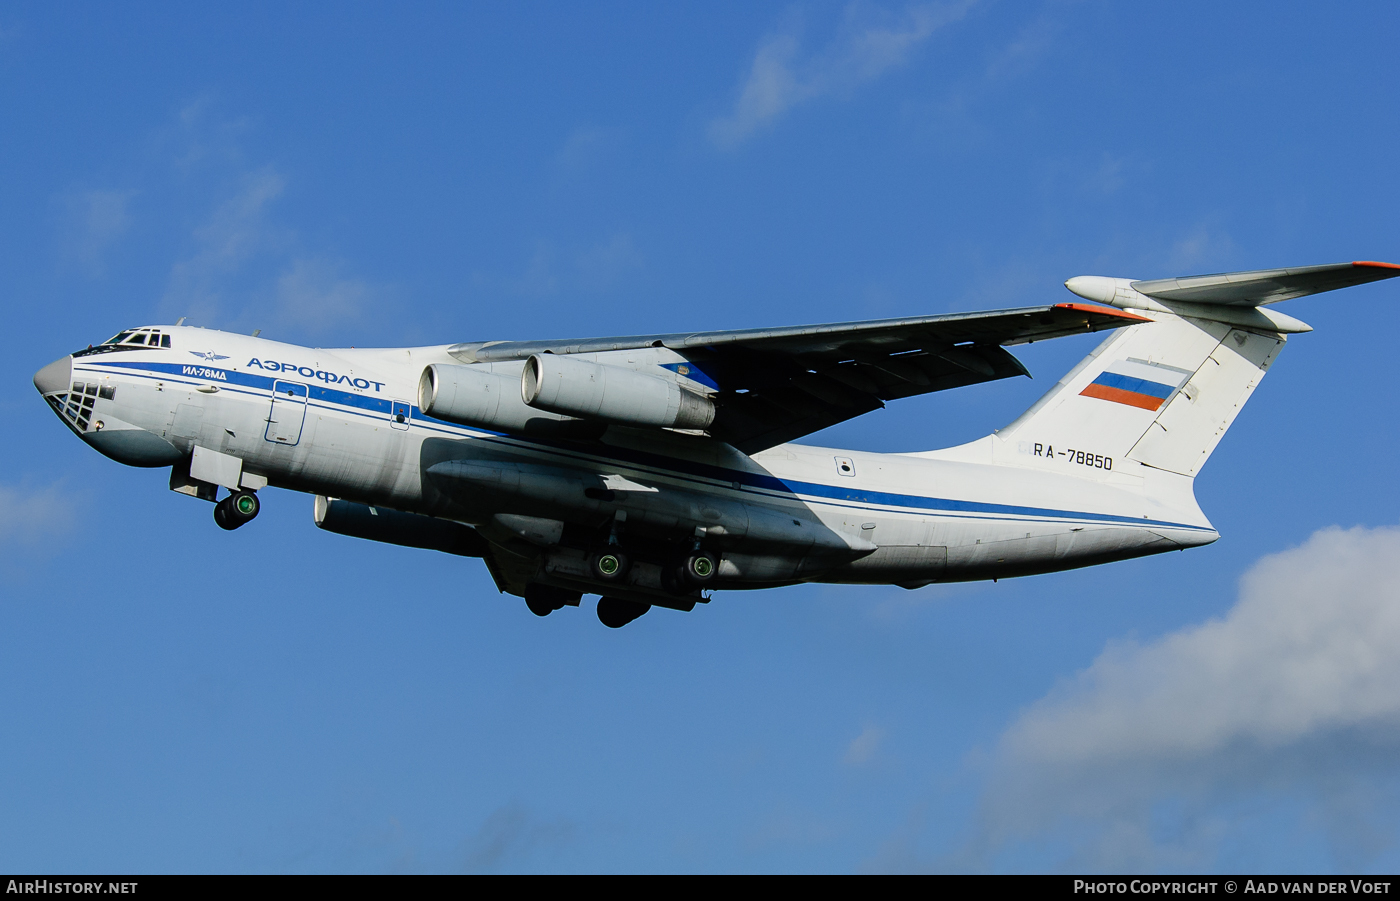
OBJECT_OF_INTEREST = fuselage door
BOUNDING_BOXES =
[265,380,308,446]
[390,400,410,431]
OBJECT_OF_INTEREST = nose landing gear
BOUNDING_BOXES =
[214,489,260,531]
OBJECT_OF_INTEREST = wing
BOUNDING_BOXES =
[1131,261,1400,306]
[449,302,1148,454]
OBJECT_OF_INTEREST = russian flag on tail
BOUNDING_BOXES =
[1080,359,1193,412]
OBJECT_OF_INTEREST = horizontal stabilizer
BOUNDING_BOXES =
[1131,261,1400,306]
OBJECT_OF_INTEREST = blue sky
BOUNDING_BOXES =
[3,1,1400,873]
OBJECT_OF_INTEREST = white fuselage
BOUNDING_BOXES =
[44,327,1218,597]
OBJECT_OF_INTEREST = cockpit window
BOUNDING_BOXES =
[76,326,173,358]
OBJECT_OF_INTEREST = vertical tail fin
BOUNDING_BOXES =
[928,262,1398,480]
[998,311,1285,477]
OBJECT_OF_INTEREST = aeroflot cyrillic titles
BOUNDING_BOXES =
[247,358,386,391]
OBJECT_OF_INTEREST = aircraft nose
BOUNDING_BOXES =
[33,355,72,396]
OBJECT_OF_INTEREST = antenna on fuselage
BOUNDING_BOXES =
[175,317,186,326]
[252,329,261,337]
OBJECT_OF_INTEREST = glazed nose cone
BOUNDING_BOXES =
[33,355,72,396]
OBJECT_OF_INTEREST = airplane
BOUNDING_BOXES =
[33,261,1400,627]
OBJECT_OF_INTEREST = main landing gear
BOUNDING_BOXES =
[524,583,582,617]
[597,597,651,628]
[523,524,719,625]
[590,549,631,582]
[661,550,718,595]
[590,510,632,583]
[213,489,260,531]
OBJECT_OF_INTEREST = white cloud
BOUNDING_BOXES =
[743,803,840,852]
[61,188,137,273]
[0,482,77,547]
[477,234,643,299]
[153,109,385,340]
[575,233,643,291]
[980,11,1059,84]
[845,724,887,766]
[709,2,976,149]
[1169,224,1236,271]
[273,257,371,331]
[554,125,620,171]
[964,524,1400,871]
[1087,153,1126,195]
[510,242,560,299]
[162,166,288,324]
[460,803,574,872]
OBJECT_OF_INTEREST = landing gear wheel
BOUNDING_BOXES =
[684,552,717,583]
[590,550,631,582]
[523,584,582,617]
[661,551,719,595]
[214,489,260,531]
[597,596,651,628]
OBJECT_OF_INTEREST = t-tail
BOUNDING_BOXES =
[942,261,1399,527]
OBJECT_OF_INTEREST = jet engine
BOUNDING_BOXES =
[418,362,573,432]
[522,353,715,430]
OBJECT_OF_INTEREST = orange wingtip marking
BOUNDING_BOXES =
[1353,261,1400,269]
[1054,302,1153,322]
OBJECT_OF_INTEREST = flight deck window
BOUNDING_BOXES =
[161,335,171,348]
[98,385,115,400]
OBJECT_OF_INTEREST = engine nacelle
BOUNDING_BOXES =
[419,362,573,432]
[522,354,715,430]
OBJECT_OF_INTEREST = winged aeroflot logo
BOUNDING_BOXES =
[189,350,230,362]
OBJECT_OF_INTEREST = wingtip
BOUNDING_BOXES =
[1352,261,1400,270]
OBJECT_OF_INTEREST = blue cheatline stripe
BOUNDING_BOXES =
[482,431,1212,530]
[79,359,1214,534]
[1091,371,1175,399]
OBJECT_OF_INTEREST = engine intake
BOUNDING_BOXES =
[522,354,715,430]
